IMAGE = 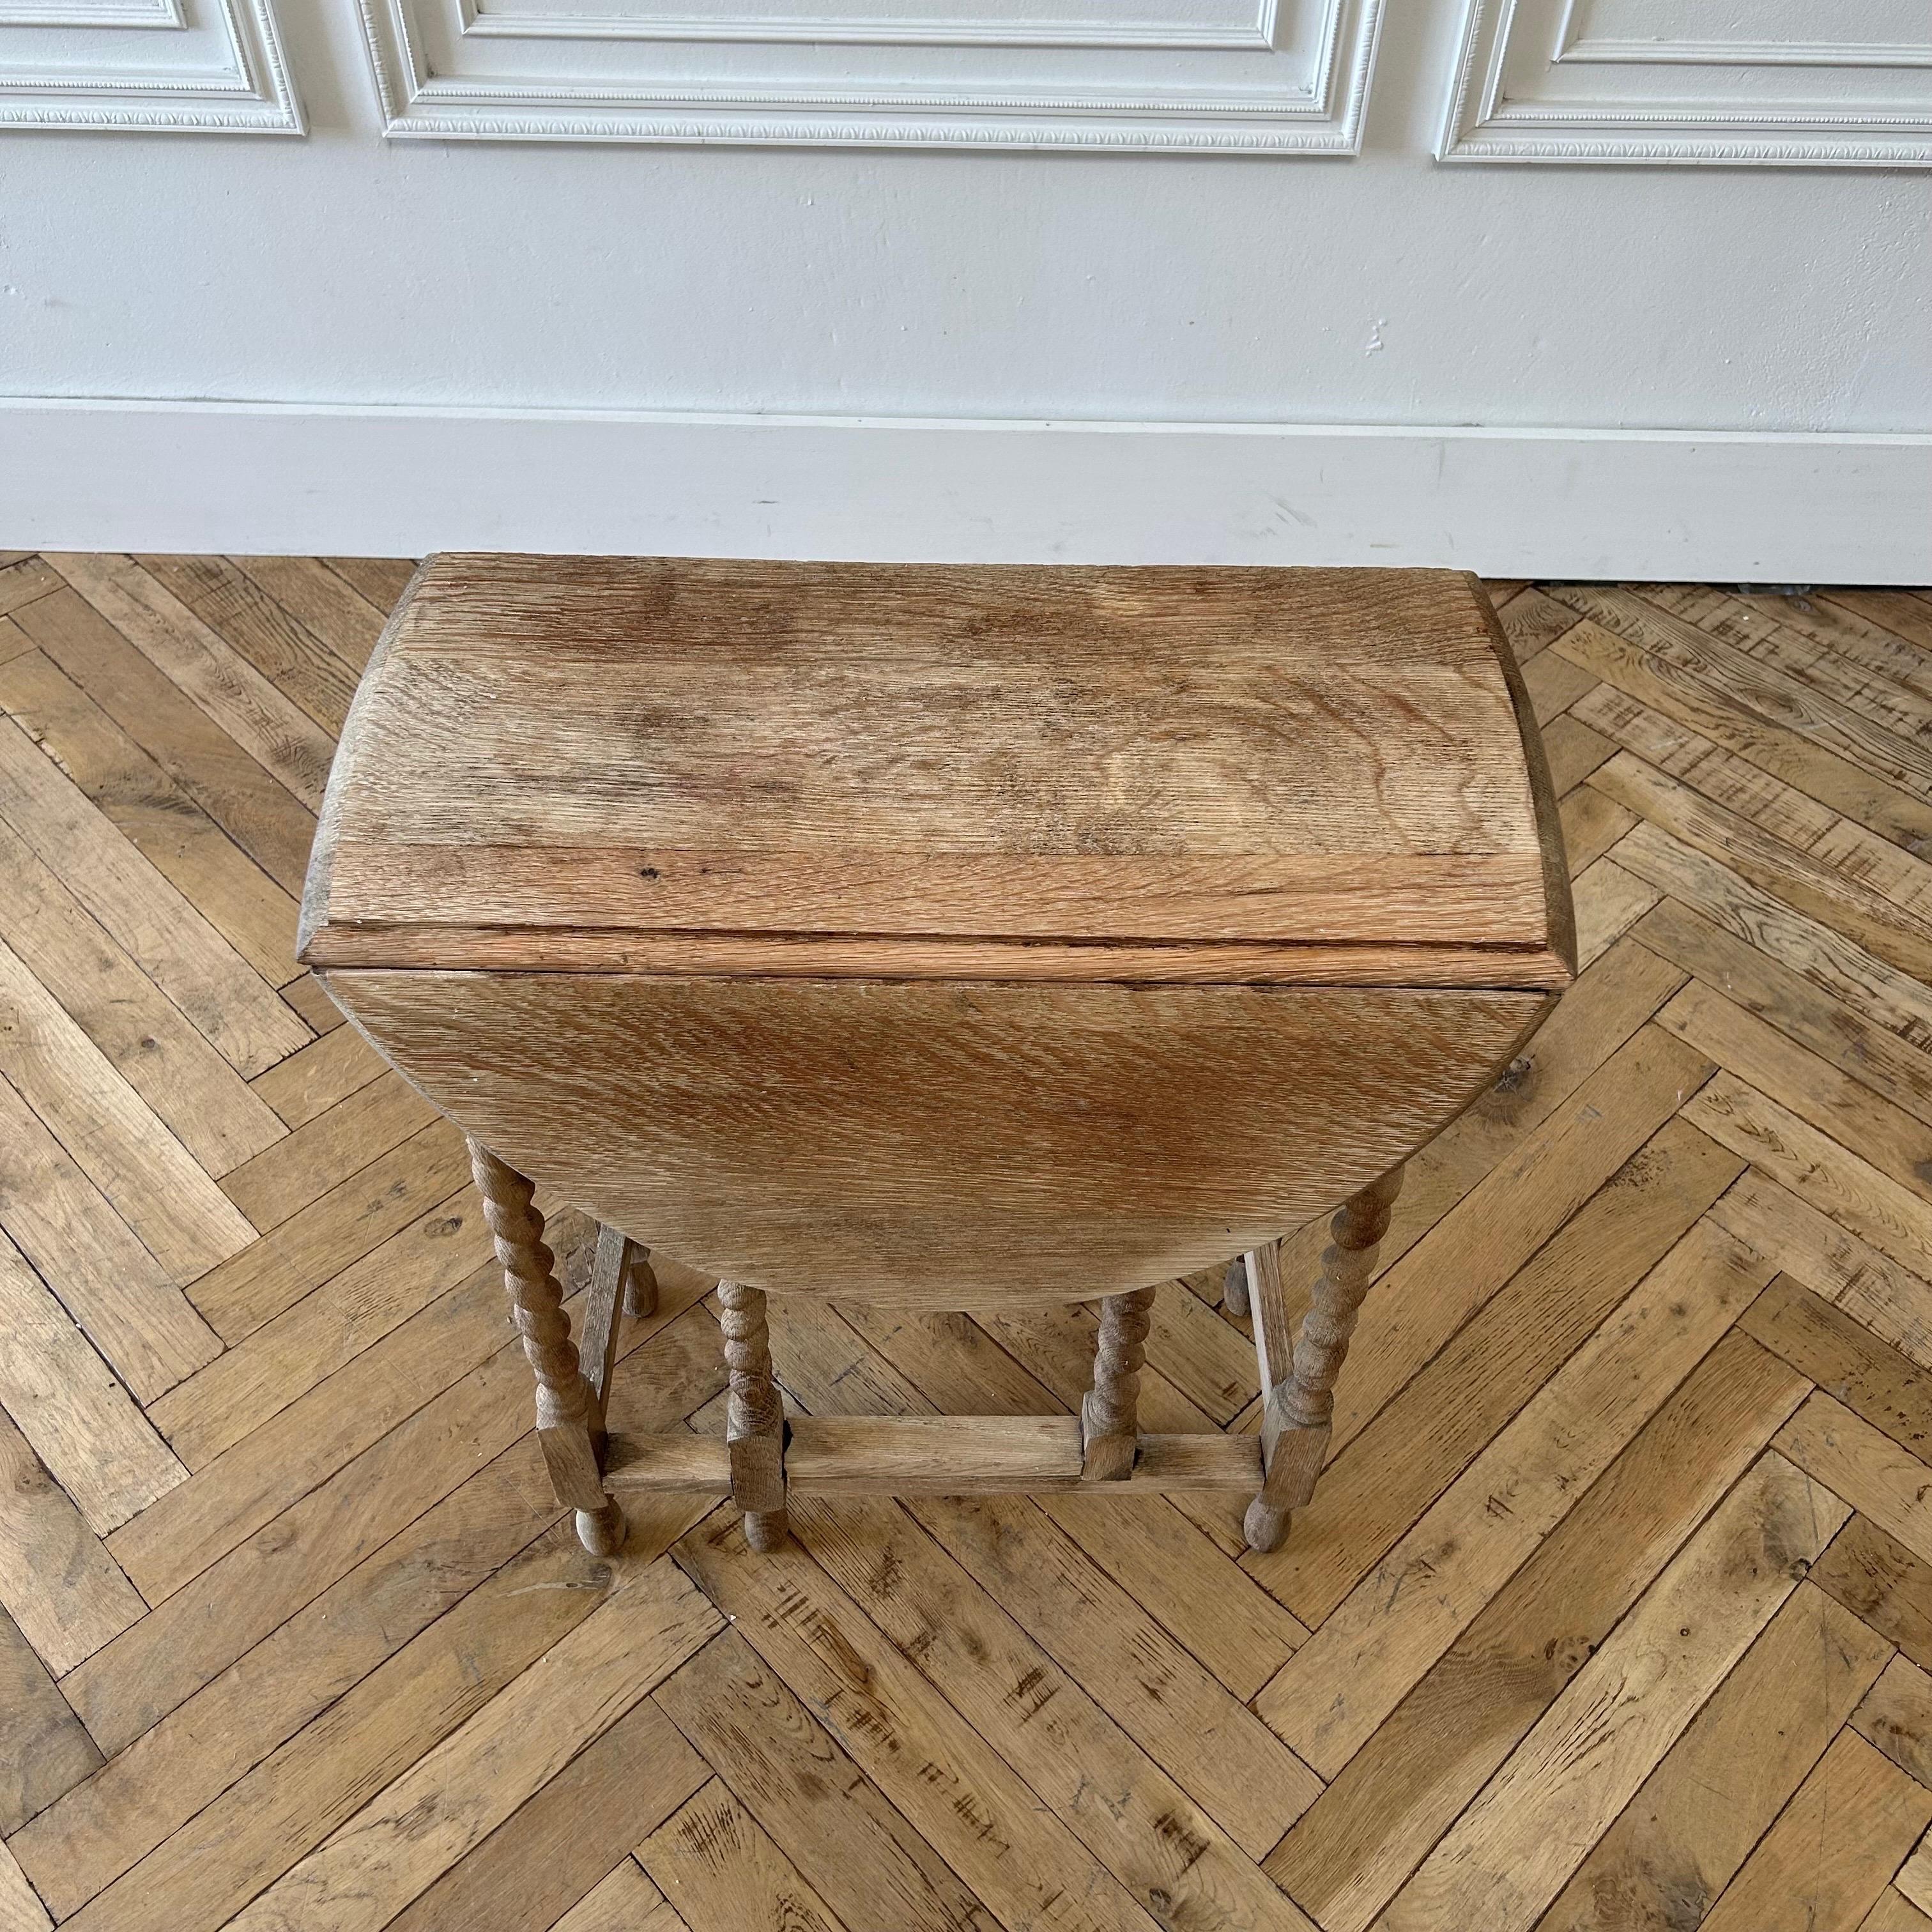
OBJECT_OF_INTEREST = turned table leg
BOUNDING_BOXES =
[624,1245,659,1320]
[719,1280,788,1550]
[1245,1165,1404,1554]
[468,1140,624,1556]
[1222,1256,1250,1319]
[1082,1285,1154,1480]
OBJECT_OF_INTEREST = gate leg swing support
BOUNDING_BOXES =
[1241,1165,1404,1554]
[472,1140,1403,1557]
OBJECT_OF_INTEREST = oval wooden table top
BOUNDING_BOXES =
[300,555,1573,988]
[302,556,1574,1305]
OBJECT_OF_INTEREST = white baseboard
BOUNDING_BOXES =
[3,399,1928,581]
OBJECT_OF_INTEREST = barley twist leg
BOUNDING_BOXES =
[1245,1165,1404,1554]
[719,1280,788,1551]
[467,1140,623,1554]
[1082,1285,1154,1480]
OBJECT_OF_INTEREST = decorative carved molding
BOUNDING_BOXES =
[0,0,183,28]
[0,0,301,129]
[457,0,1275,49]
[1441,0,1932,165]
[356,0,1381,150]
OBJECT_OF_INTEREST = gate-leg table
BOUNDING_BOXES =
[303,555,1574,1560]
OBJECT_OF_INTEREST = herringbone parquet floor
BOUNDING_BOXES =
[3,552,1932,1932]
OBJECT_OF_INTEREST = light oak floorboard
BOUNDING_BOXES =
[1379,1452,1848,1932]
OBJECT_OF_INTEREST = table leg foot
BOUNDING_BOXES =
[1222,1255,1251,1318]
[1245,1496,1291,1554]
[743,1506,790,1552]
[623,1247,659,1320]
[576,1498,627,1556]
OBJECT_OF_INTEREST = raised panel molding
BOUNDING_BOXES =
[0,0,302,128]
[1441,0,1932,165]
[356,0,1382,148]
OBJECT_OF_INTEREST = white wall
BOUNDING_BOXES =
[3,0,1929,574]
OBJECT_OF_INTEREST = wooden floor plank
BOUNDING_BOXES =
[0,1604,102,1836]
[1643,583,1932,742]
[0,1073,222,1404]
[1255,1216,1775,1777]
[0,1230,185,1535]
[1259,1116,1742,1628]
[231,555,388,673]
[1495,586,1579,663]
[0,933,259,1284]
[1717,1172,1932,1377]
[151,1184,489,1466]
[1690,1072,1932,1283]
[1865,1889,1932,1931]
[183,1117,471,1344]
[1619,822,1932,1063]
[7,586,316,891]
[1740,1275,1932,1463]
[278,970,344,1036]
[0,1406,144,1678]
[1539,711,1614,795]
[1520,646,1597,723]
[1698,1728,1932,1932]
[0,646,303,985]
[1558,781,1637,872]
[1854,1653,1932,1791]
[1665,586,1932,707]
[1819,588,1932,657]
[58,1286,719,1766]
[381,1687,710,1932]
[1552,611,1932,854]
[1572,674,1842,850]
[1379,1451,1848,1932]
[315,556,415,615]
[654,1630,996,1932]
[218,1071,441,1230]
[911,1489,1320,1857]
[162,1176,468,1438]
[0,1846,51,1932]
[135,554,362,737]
[45,555,337,810]
[216,1558,719,1932]
[640,1780,850,1932]
[1539,1581,1892,1931]
[1597,749,1932,982]
[1549,585,1932,801]
[552,1859,686,1932]
[16,1318,721,1922]
[1571,855,1661,967]
[1778,1392,1932,1568]
[1814,1517,1932,1678]
[248,1022,387,1130]
[1643,896,1932,1131]
[0,716,309,1070]
[0,556,61,615]
[674,1515,1174,1932]
[0,816,286,1176]
[1265,1329,1808,1932]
